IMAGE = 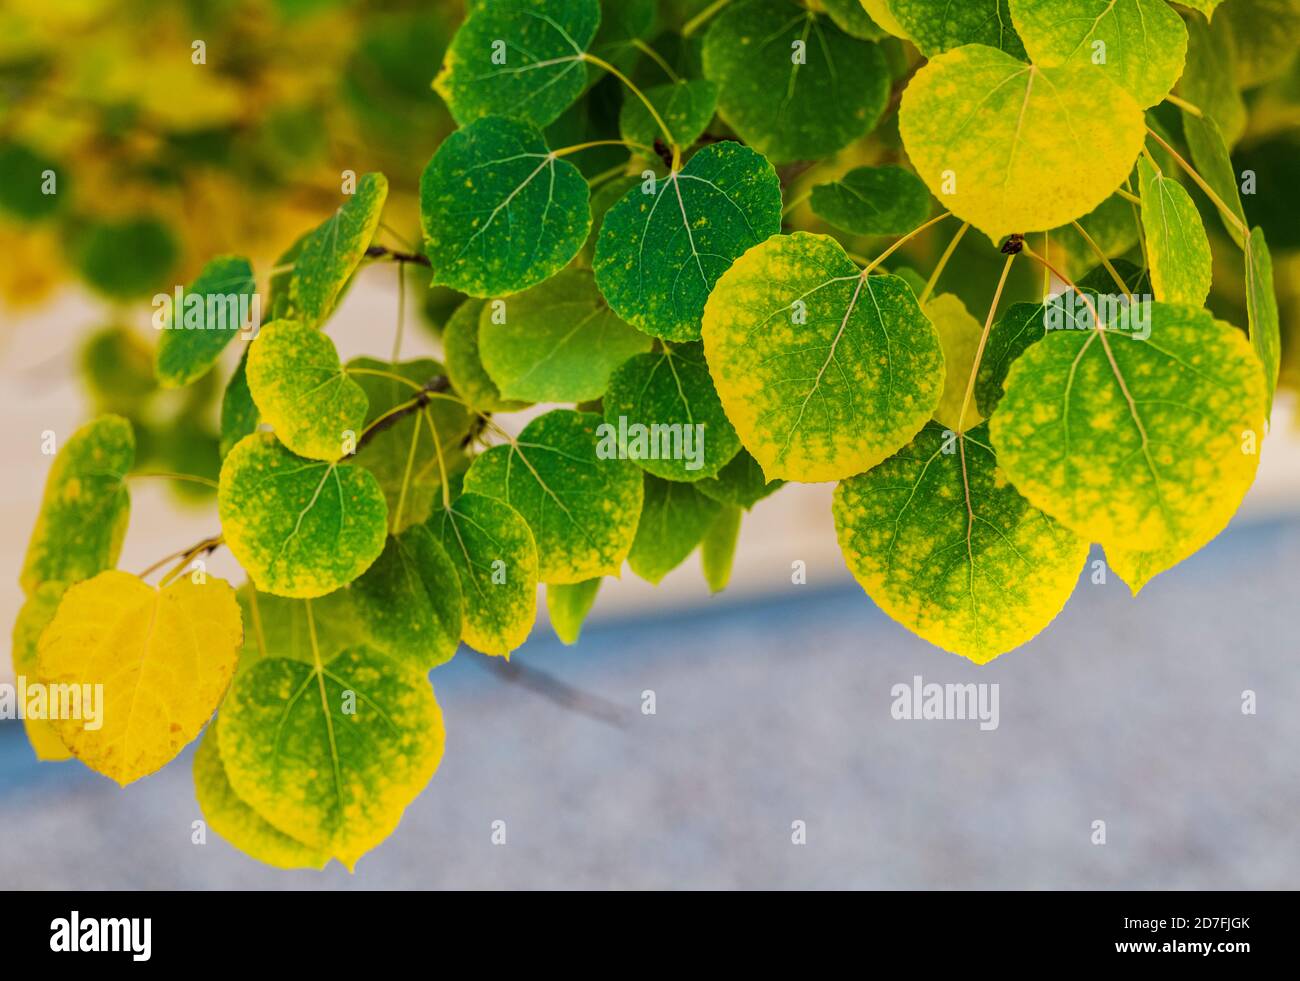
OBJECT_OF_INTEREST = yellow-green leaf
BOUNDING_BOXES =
[442,298,530,413]
[702,231,944,482]
[11,582,73,761]
[246,320,369,462]
[1245,226,1280,417]
[833,422,1088,663]
[894,0,1026,58]
[37,571,242,785]
[990,306,1267,557]
[925,292,985,432]
[700,504,742,593]
[628,475,721,584]
[1137,156,1212,306]
[546,578,601,645]
[899,44,1145,241]
[154,255,256,388]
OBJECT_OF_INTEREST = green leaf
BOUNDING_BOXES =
[579,174,638,268]
[591,0,657,80]
[246,320,369,462]
[809,165,932,237]
[858,0,910,39]
[478,267,651,402]
[593,140,782,341]
[236,585,365,671]
[351,527,463,670]
[218,433,389,598]
[1245,226,1280,417]
[0,142,65,221]
[219,644,444,871]
[1009,0,1186,108]
[700,504,742,593]
[74,217,179,300]
[833,422,1088,663]
[990,306,1268,559]
[21,415,133,596]
[442,298,530,412]
[893,0,1026,58]
[1137,156,1212,306]
[193,723,329,870]
[628,475,720,583]
[433,0,601,128]
[701,0,890,164]
[820,0,887,40]
[619,79,717,150]
[219,349,259,460]
[601,341,741,481]
[1178,13,1244,146]
[899,44,1145,241]
[347,357,473,532]
[546,578,601,645]
[427,492,539,656]
[925,293,985,432]
[81,326,157,416]
[420,116,591,297]
[702,231,944,482]
[1220,0,1300,88]
[974,289,1095,417]
[463,409,644,583]
[288,173,388,328]
[693,447,784,509]
[154,255,256,388]
[1180,110,1246,247]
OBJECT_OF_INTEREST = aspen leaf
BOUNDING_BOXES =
[974,289,1095,417]
[702,0,890,164]
[822,0,888,39]
[154,255,255,388]
[628,475,721,584]
[236,586,365,671]
[1180,111,1246,247]
[478,267,651,403]
[246,320,369,462]
[1220,0,1300,88]
[925,292,985,432]
[420,116,591,297]
[1009,0,1187,108]
[1137,156,1212,307]
[833,422,1088,663]
[427,492,538,656]
[990,305,1267,556]
[602,341,741,481]
[546,578,601,645]
[809,165,933,237]
[463,410,643,584]
[351,527,463,670]
[288,173,388,328]
[899,45,1145,241]
[442,298,530,413]
[347,357,473,532]
[193,723,328,870]
[37,571,242,785]
[219,433,388,598]
[1245,226,1280,417]
[219,644,444,871]
[433,0,601,128]
[21,414,133,596]
[693,448,785,510]
[219,348,258,460]
[593,140,782,341]
[701,231,944,482]
[857,0,910,39]
[893,0,1026,58]
[700,504,743,593]
[618,79,718,151]
[11,583,73,761]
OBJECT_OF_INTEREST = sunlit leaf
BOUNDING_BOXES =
[894,0,1025,57]
[700,503,742,593]
[288,173,388,328]
[1137,156,1212,307]
[546,577,601,645]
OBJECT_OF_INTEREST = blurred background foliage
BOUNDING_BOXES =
[0,0,1297,507]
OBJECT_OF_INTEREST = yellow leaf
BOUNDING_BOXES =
[925,293,986,432]
[37,571,243,785]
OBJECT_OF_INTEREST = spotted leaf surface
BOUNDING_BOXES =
[702,232,944,482]
[463,410,643,583]
[420,116,591,297]
[428,492,538,656]
[219,644,444,871]
[619,79,718,151]
[990,306,1267,557]
[899,44,1144,240]
[925,293,985,432]
[892,0,1026,58]
[219,434,388,598]
[593,140,781,341]
[37,571,242,785]
[1137,156,1212,307]
[833,422,1088,663]
[288,173,388,328]
[154,255,255,388]
[246,320,369,462]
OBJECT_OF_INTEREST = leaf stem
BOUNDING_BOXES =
[956,250,1017,433]
[632,38,680,83]
[919,221,969,304]
[1164,93,1203,117]
[345,366,424,391]
[581,52,678,158]
[553,138,657,159]
[128,470,220,490]
[1113,187,1141,205]
[422,406,453,511]
[1020,244,1101,328]
[860,211,952,275]
[391,259,406,363]
[1070,219,1132,298]
[682,0,732,37]
[392,409,422,531]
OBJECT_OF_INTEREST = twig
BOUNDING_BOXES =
[355,376,451,453]
[365,244,431,267]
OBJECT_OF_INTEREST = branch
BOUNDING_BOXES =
[365,244,431,267]
[355,375,450,453]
